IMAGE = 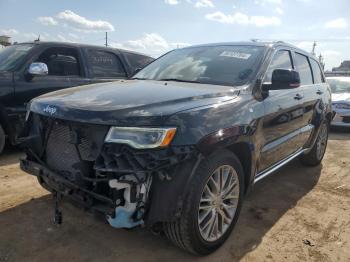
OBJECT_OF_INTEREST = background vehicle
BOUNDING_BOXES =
[0,42,154,153]
[20,42,332,255]
[327,76,350,128]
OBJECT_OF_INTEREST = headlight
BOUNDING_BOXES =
[105,127,177,149]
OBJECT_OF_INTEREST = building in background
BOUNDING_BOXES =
[0,35,11,47]
[332,61,350,72]
[325,60,350,77]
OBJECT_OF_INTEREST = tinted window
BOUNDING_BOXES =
[310,58,324,84]
[88,50,126,78]
[294,53,313,85]
[125,52,154,71]
[37,47,81,76]
[0,44,33,71]
[134,45,265,87]
[264,50,293,82]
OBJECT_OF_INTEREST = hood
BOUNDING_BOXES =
[332,93,350,103]
[30,80,240,125]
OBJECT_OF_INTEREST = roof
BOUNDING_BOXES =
[15,41,153,58]
[182,41,313,58]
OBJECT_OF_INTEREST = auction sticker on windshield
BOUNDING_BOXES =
[219,51,251,59]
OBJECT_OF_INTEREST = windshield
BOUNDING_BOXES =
[0,44,34,71]
[134,45,265,87]
[327,78,350,93]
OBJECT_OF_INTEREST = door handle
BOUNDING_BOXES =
[294,93,303,100]
[316,90,323,95]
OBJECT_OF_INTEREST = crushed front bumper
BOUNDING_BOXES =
[20,158,116,216]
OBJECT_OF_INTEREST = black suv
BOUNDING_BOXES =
[0,41,154,153]
[20,42,331,255]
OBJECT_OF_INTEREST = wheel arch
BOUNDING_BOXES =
[226,142,253,194]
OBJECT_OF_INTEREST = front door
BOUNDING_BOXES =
[258,49,305,172]
[13,46,89,110]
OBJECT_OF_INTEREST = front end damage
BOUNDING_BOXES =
[19,113,200,228]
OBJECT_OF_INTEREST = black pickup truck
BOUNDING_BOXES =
[0,41,154,153]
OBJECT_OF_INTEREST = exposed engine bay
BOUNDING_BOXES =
[19,113,197,228]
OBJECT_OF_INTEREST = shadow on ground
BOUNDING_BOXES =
[0,158,322,262]
[0,146,23,167]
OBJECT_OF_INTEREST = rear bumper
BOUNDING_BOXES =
[20,158,116,216]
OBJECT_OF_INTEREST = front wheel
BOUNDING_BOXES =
[300,121,329,166]
[164,150,244,255]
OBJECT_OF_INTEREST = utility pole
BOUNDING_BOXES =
[105,32,108,47]
[311,41,317,56]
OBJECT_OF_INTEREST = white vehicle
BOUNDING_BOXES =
[327,76,350,127]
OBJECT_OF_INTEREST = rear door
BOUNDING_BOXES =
[84,48,128,83]
[259,49,305,172]
[296,54,327,146]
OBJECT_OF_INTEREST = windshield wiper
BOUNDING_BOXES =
[158,78,201,84]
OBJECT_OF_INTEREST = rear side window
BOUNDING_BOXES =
[87,50,126,78]
[124,52,154,71]
[294,53,313,85]
[310,58,324,84]
[264,50,293,82]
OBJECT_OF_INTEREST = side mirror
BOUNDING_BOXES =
[264,69,300,90]
[28,62,48,76]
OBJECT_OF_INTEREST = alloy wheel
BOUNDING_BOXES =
[197,165,240,242]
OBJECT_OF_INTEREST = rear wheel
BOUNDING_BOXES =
[0,124,5,154]
[164,150,244,255]
[300,121,329,166]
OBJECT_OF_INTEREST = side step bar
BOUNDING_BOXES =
[254,148,307,183]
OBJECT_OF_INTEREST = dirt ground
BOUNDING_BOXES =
[0,131,349,262]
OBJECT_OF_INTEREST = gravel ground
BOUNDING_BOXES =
[0,131,349,262]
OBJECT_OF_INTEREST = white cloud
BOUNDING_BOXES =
[110,33,190,57]
[56,10,115,32]
[325,18,347,29]
[0,28,19,35]
[37,16,58,26]
[255,0,282,5]
[55,34,78,43]
[205,11,281,27]
[23,33,39,41]
[296,41,314,51]
[164,0,180,5]
[195,0,214,8]
[275,7,284,15]
[322,50,341,57]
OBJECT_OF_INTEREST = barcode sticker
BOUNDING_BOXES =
[219,51,251,59]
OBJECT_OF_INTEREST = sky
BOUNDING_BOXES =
[0,0,349,70]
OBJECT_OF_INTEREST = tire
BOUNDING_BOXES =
[0,124,5,154]
[163,149,245,255]
[300,120,329,166]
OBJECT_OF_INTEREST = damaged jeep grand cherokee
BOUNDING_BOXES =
[20,42,332,255]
